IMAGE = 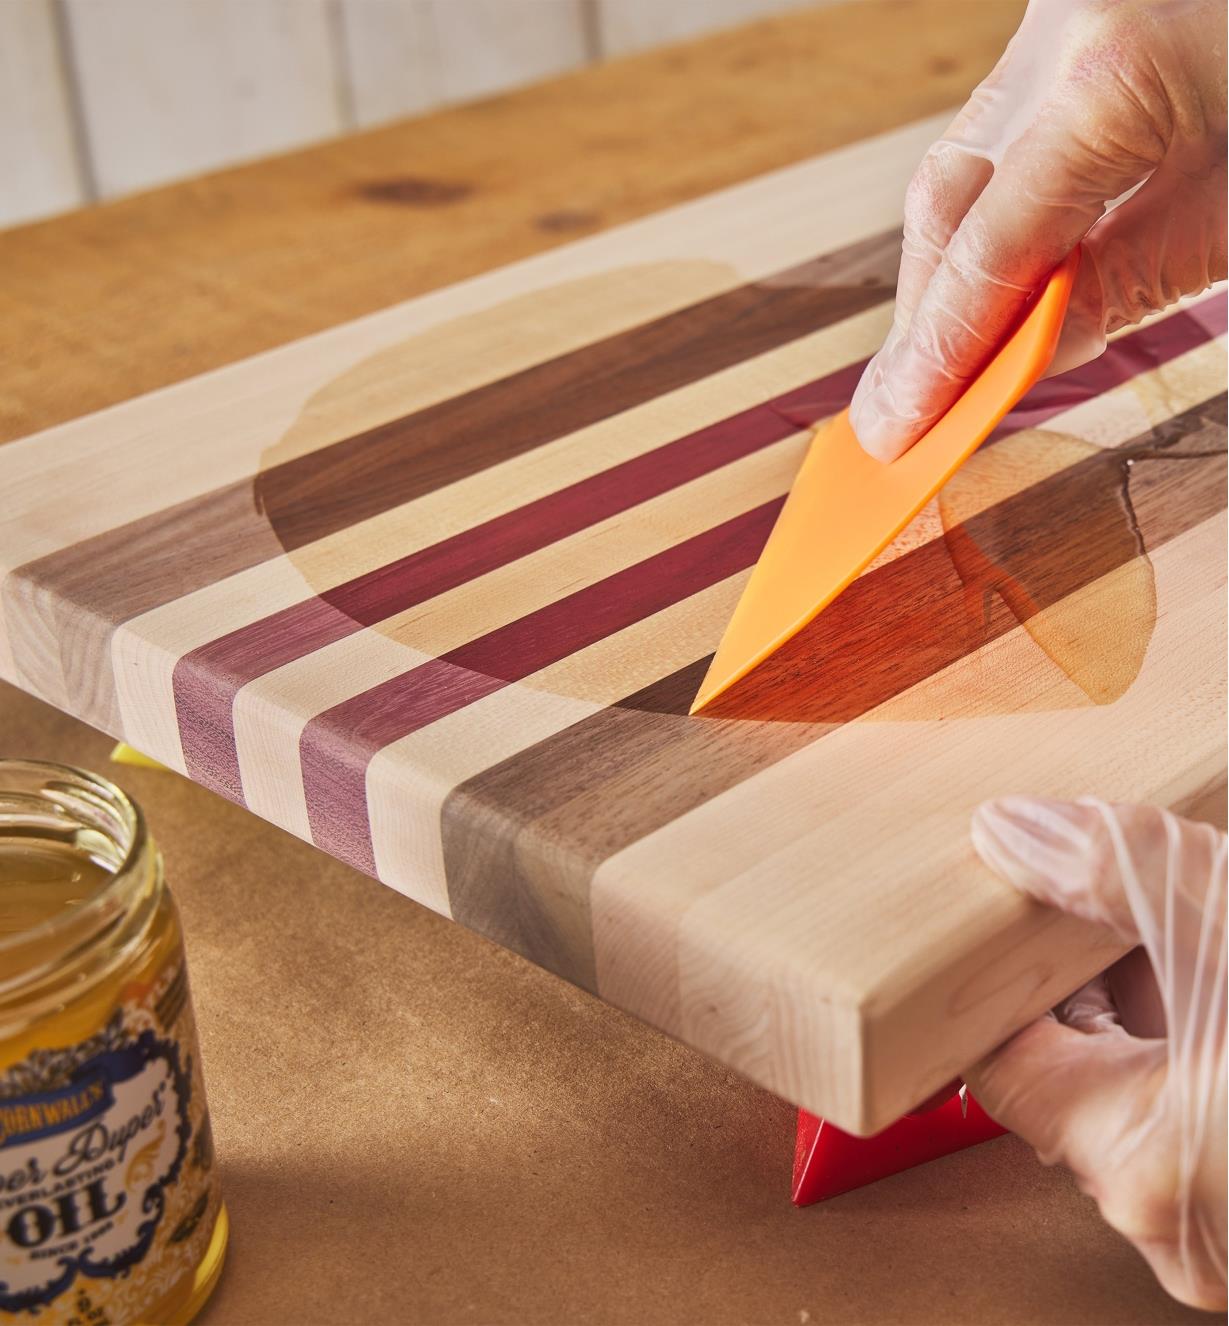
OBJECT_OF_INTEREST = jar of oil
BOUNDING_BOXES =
[0,760,227,1324]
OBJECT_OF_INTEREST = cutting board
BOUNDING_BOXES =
[1,115,1224,1134]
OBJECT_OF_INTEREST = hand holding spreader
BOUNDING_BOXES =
[690,250,1079,715]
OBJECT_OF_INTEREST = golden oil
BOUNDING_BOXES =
[0,760,227,1325]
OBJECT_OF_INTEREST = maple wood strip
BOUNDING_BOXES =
[438,392,1226,984]
[4,230,899,731]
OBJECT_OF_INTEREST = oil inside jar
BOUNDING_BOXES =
[0,838,115,935]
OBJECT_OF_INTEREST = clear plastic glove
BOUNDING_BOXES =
[967,797,1227,1310]
[851,0,1228,461]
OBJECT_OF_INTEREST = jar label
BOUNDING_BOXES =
[0,962,219,1323]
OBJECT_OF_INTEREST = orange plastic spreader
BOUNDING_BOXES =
[690,250,1080,715]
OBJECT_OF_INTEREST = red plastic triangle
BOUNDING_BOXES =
[792,1092,1007,1205]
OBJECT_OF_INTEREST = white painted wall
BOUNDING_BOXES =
[0,0,824,228]
[597,0,814,55]
[0,0,87,221]
[64,0,346,198]
[430,0,591,103]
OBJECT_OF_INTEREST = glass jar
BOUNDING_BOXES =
[0,760,227,1325]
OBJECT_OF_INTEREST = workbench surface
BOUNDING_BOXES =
[1,3,1221,1321]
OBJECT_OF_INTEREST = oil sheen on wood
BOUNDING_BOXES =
[0,116,1224,1133]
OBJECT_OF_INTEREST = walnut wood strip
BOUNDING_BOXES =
[438,390,1226,986]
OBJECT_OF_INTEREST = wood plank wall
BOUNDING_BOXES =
[0,0,822,228]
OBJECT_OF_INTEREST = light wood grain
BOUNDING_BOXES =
[63,0,345,198]
[0,0,85,226]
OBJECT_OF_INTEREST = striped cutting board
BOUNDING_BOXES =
[2,115,1225,1134]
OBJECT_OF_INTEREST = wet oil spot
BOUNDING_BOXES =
[929,56,960,76]
[938,431,1156,706]
[535,209,600,233]
[358,177,474,207]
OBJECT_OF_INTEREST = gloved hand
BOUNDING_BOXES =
[851,0,1228,462]
[967,796,1227,1311]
